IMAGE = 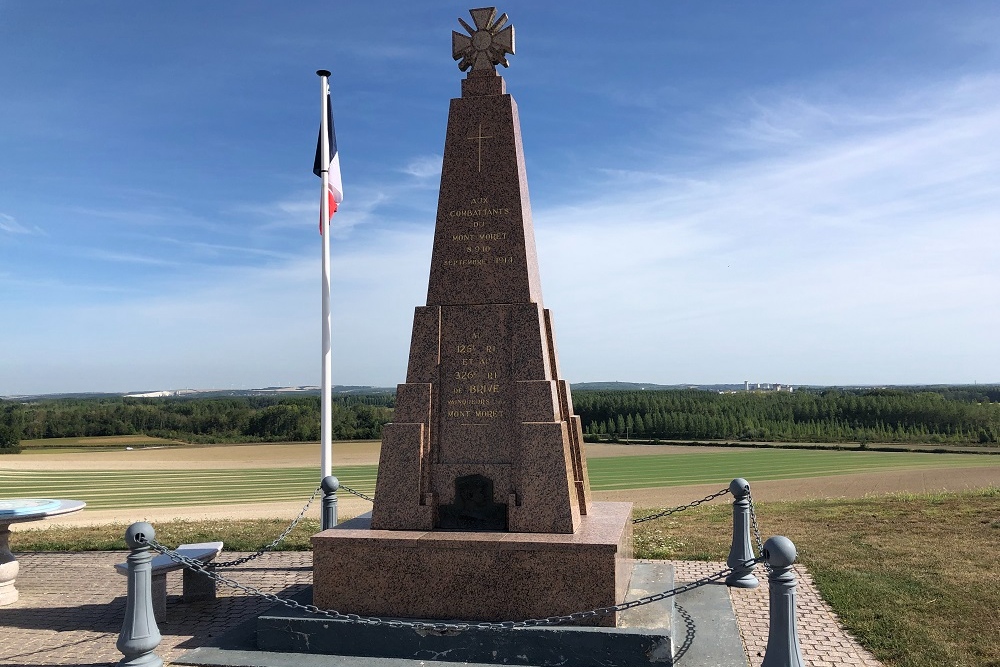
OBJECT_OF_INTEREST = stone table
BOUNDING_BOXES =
[0,498,86,604]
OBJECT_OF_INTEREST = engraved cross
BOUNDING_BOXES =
[466,122,493,173]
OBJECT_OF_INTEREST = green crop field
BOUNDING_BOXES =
[585,448,1000,490]
[2,448,997,510]
[0,465,378,510]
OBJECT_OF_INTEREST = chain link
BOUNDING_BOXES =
[202,484,323,568]
[141,536,744,630]
[338,483,375,503]
[632,487,730,524]
[746,486,771,575]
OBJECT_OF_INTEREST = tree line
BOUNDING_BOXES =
[573,387,1000,446]
[2,385,999,452]
[0,395,394,449]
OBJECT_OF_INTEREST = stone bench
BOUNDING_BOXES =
[115,541,223,621]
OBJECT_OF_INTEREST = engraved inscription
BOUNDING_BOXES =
[443,324,507,423]
[442,198,517,271]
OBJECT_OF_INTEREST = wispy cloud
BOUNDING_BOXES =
[243,188,390,239]
[0,212,41,235]
[79,249,181,267]
[399,154,442,180]
[536,73,1000,385]
[0,225,431,394]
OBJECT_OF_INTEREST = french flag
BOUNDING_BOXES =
[314,91,343,234]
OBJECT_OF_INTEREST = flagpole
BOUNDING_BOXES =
[317,69,333,484]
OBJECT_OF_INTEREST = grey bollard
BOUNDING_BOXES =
[321,475,339,530]
[726,478,759,588]
[761,536,805,667]
[117,522,163,667]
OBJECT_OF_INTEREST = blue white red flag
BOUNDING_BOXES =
[314,92,343,234]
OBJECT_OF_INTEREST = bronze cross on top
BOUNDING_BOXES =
[466,122,493,173]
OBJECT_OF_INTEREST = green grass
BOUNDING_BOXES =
[587,448,1000,490]
[0,465,379,509]
[3,448,997,509]
[630,488,1000,667]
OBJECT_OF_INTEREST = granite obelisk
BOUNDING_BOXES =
[311,9,632,626]
[371,6,591,535]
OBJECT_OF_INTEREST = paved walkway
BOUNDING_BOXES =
[0,552,881,667]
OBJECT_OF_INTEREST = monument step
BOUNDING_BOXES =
[173,561,747,667]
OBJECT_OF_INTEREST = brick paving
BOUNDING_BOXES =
[675,561,883,667]
[1,552,883,667]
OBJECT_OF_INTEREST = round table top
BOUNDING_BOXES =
[0,499,87,523]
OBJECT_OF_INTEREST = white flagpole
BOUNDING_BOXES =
[318,69,333,483]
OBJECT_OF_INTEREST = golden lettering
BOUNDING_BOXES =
[446,207,511,218]
[442,258,486,267]
[446,398,495,407]
[468,384,500,394]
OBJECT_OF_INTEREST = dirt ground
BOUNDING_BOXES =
[6,441,998,529]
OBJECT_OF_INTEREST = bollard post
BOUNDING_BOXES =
[321,475,340,530]
[725,477,759,588]
[117,522,163,667]
[761,536,805,667]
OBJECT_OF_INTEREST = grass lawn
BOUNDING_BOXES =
[635,488,1000,667]
[11,488,999,667]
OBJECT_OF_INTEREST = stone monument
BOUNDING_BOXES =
[310,7,633,627]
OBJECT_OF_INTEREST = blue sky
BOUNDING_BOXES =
[2,1,999,395]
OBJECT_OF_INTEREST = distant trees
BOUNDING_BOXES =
[4,395,395,445]
[5,385,1000,448]
[0,402,22,453]
[574,387,1000,446]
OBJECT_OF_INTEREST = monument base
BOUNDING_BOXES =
[256,560,675,667]
[311,502,633,627]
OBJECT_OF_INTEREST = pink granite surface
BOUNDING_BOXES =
[314,502,633,627]
[369,68,592,534]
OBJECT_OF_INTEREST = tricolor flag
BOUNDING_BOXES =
[314,92,343,233]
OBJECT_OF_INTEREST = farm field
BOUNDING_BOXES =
[18,434,183,449]
[2,441,997,525]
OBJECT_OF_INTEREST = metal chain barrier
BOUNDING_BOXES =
[746,486,771,574]
[141,535,749,630]
[632,487,730,524]
[339,483,375,503]
[203,484,323,569]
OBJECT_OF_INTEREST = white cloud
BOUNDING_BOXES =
[400,154,442,180]
[243,187,390,239]
[0,212,40,235]
[0,225,431,395]
[536,74,1000,385]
